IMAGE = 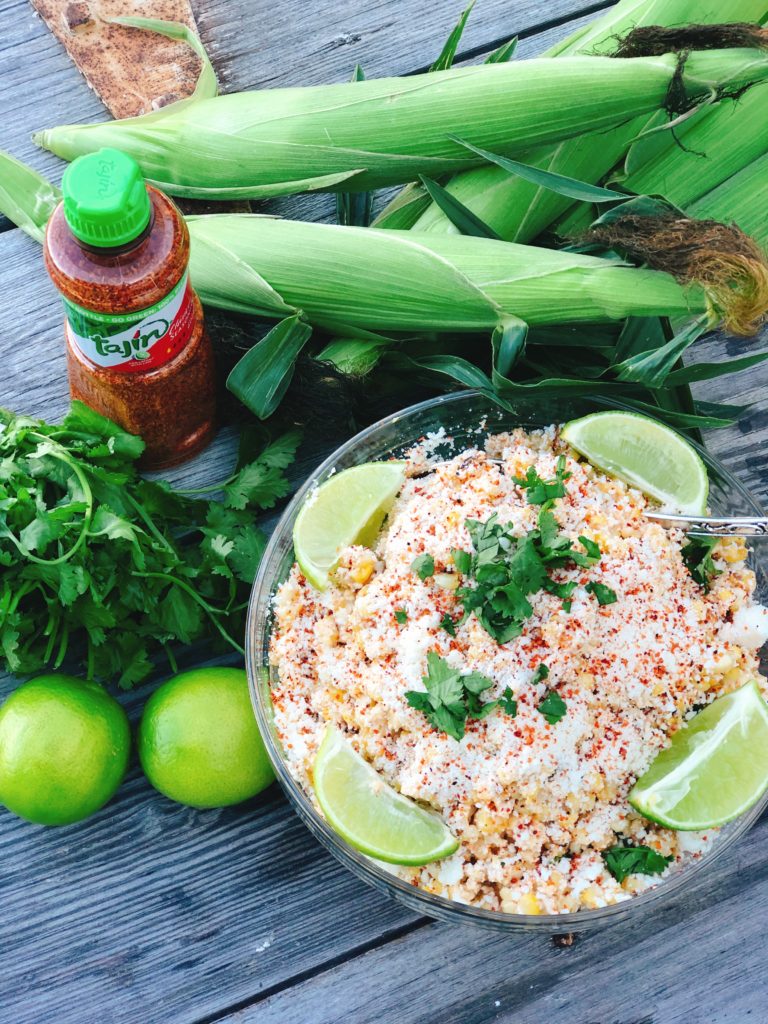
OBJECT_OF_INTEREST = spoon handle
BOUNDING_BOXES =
[644,512,768,537]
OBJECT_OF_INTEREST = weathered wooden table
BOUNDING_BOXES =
[2,2,767,1021]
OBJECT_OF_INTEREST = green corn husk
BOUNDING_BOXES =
[616,83,768,205]
[34,43,768,200]
[381,0,768,241]
[555,81,768,240]
[689,153,768,249]
[184,215,709,333]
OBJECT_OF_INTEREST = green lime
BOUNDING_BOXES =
[629,681,768,830]
[0,674,130,826]
[293,462,406,589]
[313,726,458,865]
[561,411,708,515]
[138,667,274,808]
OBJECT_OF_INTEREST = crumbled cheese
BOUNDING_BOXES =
[269,428,767,915]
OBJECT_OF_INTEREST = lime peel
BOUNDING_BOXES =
[629,681,768,830]
[313,726,459,865]
[293,461,406,590]
[561,411,708,516]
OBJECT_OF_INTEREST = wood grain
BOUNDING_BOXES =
[225,815,768,1024]
[1,0,768,1022]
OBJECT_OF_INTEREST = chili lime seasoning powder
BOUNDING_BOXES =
[44,147,216,469]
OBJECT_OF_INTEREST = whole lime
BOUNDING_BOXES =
[138,667,274,808]
[0,674,131,826]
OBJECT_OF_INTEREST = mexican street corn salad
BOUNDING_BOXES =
[269,426,768,915]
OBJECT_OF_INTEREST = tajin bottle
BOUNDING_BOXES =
[44,147,216,469]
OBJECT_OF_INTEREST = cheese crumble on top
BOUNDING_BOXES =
[269,426,768,915]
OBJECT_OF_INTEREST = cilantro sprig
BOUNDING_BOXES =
[450,455,624,644]
[512,456,571,507]
[602,843,673,883]
[454,509,600,644]
[405,651,515,741]
[0,402,300,687]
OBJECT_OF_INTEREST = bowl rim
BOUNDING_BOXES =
[246,389,768,931]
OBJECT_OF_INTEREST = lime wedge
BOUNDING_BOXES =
[313,726,459,865]
[561,411,708,515]
[293,462,406,589]
[629,681,768,830]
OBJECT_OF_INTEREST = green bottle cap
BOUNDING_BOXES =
[61,148,151,248]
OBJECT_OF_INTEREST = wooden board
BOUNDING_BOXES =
[1,0,768,1022]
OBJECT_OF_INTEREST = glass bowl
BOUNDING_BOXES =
[246,390,768,932]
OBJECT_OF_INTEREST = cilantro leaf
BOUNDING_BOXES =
[395,608,408,625]
[585,581,618,605]
[451,548,472,574]
[405,652,496,740]
[532,663,550,684]
[602,844,673,883]
[411,553,435,580]
[440,612,456,636]
[681,537,721,591]
[537,689,567,724]
[499,686,517,716]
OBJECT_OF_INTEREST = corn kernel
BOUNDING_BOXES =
[718,538,747,564]
[434,573,459,591]
[518,893,541,915]
[581,887,600,909]
[351,559,375,584]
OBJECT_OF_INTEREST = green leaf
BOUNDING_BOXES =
[0,149,60,243]
[451,548,472,574]
[157,584,205,645]
[395,608,408,625]
[531,663,549,685]
[89,507,141,543]
[225,462,292,511]
[440,612,457,636]
[63,401,145,460]
[491,317,528,382]
[538,689,567,724]
[106,16,218,100]
[499,686,517,715]
[681,536,720,591]
[411,552,435,579]
[430,0,476,71]
[585,581,618,605]
[613,317,708,388]
[449,136,628,202]
[664,350,768,386]
[418,175,501,239]
[602,844,672,883]
[484,36,517,63]
[228,525,267,583]
[226,315,313,420]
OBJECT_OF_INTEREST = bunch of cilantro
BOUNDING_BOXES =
[0,402,300,687]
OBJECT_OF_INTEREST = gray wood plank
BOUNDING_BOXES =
[3,214,768,1024]
[2,0,768,1021]
[227,816,768,1024]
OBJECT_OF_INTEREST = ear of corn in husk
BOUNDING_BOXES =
[33,28,768,200]
[554,80,768,240]
[689,153,768,249]
[379,0,768,241]
[181,213,768,337]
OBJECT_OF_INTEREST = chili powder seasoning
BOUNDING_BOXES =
[44,147,216,469]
